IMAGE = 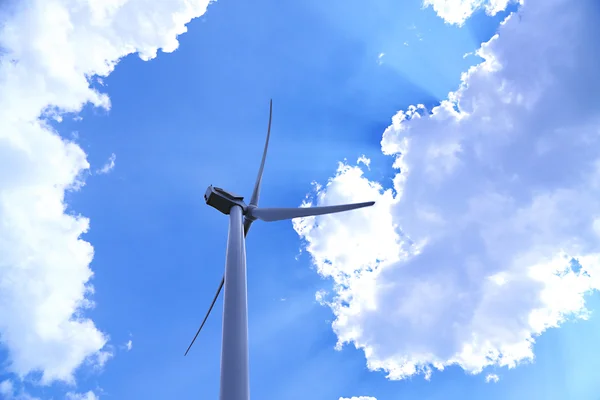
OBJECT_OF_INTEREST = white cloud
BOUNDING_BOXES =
[0,381,13,396]
[485,373,500,383]
[0,0,210,386]
[295,0,600,381]
[339,397,377,400]
[125,339,133,351]
[96,153,116,175]
[0,380,40,400]
[423,0,520,25]
[66,392,99,400]
[90,346,114,371]
[357,155,371,169]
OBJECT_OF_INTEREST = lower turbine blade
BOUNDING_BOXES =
[250,201,375,222]
[185,218,253,356]
[184,276,224,356]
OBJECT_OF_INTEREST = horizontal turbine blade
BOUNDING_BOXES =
[250,201,375,222]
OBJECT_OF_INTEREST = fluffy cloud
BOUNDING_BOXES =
[0,0,210,385]
[485,373,499,383]
[295,0,600,381]
[423,0,521,25]
[66,391,99,400]
[339,397,377,400]
[96,153,116,175]
[0,380,39,400]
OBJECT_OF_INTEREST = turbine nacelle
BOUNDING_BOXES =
[204,186,247,215]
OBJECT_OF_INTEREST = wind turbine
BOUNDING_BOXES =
[184,100,375,400]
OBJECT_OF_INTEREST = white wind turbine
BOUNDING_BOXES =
[184,100,375,400]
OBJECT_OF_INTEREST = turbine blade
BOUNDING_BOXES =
[184,276,224,356]
[185,210,253,356]
[248,99,273,207]
[250,201,375,222]
[243,217,252,237]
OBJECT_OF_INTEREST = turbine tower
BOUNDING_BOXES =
[185,100,375,400]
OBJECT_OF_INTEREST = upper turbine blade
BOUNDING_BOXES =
[249,201,375,222]
[249,99,273,208]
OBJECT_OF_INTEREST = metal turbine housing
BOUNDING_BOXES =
[204,185,247,215]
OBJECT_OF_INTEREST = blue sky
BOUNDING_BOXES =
[1,0,600,399]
